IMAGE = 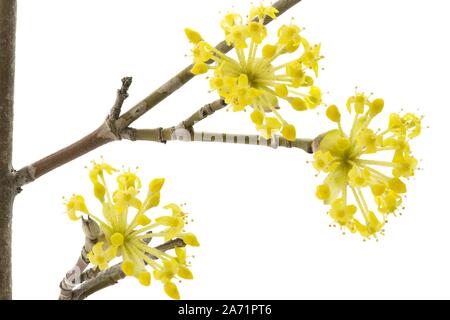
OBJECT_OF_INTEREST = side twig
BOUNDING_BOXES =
[125,128,313,153]
[179,99,227,130]
[107,77,133,130]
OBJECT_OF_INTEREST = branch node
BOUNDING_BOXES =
[105,77,133,139]
[158,127,167,144]
[270,136,279,149]
[82,217,101,240]
[174,123,194,142]
[119,127,137,141]
[286,140,293,148]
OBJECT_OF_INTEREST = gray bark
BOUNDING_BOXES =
[0,0,17,300]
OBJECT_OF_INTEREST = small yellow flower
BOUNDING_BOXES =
[87,242,117,271]
[185,28,203,44]
[185,5,323,141]
[312,95,421,239]
[249,4,279,21]
[329,199,357,229]
[312,150,336,173]
[66,162,199,299]
[65,195,89,221]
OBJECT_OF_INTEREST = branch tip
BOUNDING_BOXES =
[109,76,133,121]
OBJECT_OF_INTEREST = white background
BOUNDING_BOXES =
[11,0,449,299]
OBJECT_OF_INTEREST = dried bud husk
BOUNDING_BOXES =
[312,132,330,153]
[81,217,102,240]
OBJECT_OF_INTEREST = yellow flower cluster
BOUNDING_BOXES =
[185,4,323,141]
[313,94,421,238]
[65,162,200,299]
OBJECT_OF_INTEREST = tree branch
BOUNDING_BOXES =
[13,0,302,188]
[0,0,17,300]
[119,95,313,153]
[14,124,115,187]
[124,128,313,153]
[62,238,186,300]
[14,77,134,187]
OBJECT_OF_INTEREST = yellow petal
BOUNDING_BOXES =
[281,124,296,141]
[138,271,151,286]
[290,98,307,111]
[105,246,118,261]
[137,214,151,226]
[183,233,200,247]
[121,261,135,277]
[265,117,282,129]
[315,184,330,201]
[175,247,186,262]
[164,203,183,216]
[275,85,288,98]
[146,192,160,209]
[369,98,384,116]
[326,105,341,122]
[371,184,386,197]
[388,178,407,194]
[149,178,165,193]
[164,282,180,300]
[93,183,105,203]
[184,28,202,44]
[262,44,277,59]
[156,216,181,227]
[177,266,193,280]
[92,242,104,256]
[191,62,208,75]
[67,209,81,221]
[250,110,264,126]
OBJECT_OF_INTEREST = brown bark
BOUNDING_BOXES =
[0,0,17,300]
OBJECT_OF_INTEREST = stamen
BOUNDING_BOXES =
[127,223,159,238]
[350,186,370,223]
[358,159,400,168]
